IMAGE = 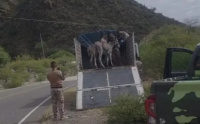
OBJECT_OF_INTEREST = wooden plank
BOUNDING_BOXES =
[74,38,83,70]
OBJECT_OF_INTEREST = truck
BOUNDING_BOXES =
[74,30,144,110]
[145,43,200,124]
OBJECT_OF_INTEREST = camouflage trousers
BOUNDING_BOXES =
[51,89,64,119]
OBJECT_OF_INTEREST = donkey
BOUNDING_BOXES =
[109,33,122,66]
[87,44,98,68]
[95,34,120,67]
[87,34,120,68]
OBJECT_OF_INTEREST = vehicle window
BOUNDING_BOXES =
[195,56,200,70]
[194,56,200,76]
[171,52,192,72]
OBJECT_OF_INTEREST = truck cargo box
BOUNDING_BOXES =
[74,30,138,70]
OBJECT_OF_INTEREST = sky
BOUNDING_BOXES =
[134,0,200,23]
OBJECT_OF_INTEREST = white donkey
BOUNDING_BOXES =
[87,34,120,68]
[87,35,107,68]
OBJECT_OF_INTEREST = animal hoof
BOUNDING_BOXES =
[101,65,105,68]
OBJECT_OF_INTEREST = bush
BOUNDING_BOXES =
[105,95,147,124]
[0,46,11,66]
[1,73,26,88]
[58,63,77,77]
[37,73,46,82]
[49,50,74,59]
[38,59,52,68]
[7,61,27,72]
[15,54,33,61]
[25,60,46,73]
[8,74,25,88]
[2,59,47,88]
[0,67,13,82]
[56,56,69,66]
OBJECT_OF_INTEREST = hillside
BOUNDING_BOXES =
[140,25,200,79]
[0,0,181,58]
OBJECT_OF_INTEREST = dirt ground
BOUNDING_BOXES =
[63,108,107,124]
[40,87,107,124]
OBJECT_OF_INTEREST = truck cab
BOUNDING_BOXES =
[145,43,200,124]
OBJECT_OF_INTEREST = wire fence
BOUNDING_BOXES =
[1,16,133,28]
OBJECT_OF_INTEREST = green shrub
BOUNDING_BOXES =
[9,74,25,88]
[0,46,11,66]
[56,56,69,66]
[105,95,147,124]
[37,73,46,82]
[49,50,74,59]
[0,67,13,82]
[58,63,76,76]
[7,61,27,72]
[66,63,77,76]
[2,59,47,88]
[25,60,46,73]
[8,60,46,74]
[2,73,25,88]
[0,67,30,88]
[38,59,52,68]
[21,72,30,82]
[15,54,33,61]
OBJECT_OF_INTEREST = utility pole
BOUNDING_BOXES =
[40,33,45,59]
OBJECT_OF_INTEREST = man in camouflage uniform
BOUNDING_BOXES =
[47,61,65,120]
[109,33,122,66]
[117,31,130,65]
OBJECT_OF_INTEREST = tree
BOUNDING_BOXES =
[150,7,156,12]
[184,17,199,34]
[184,18,199,27]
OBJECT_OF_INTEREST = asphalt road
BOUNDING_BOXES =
[0,78,77,124]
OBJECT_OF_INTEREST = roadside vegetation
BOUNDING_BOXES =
[105,95,146,124]
[104,82,150,124]
[0,50,76,89]
[140,25,200,79]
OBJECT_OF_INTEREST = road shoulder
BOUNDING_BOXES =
[40,86,107,124]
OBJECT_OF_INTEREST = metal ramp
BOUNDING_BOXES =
[76,66,144,110]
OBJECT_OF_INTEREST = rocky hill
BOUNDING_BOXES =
[0,0,181,58]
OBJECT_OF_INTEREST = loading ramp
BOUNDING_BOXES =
[76,66,144,110]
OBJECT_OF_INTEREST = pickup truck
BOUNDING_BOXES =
[145,43,200,124]
[74,30,144,110]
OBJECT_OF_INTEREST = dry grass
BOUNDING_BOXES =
[142,79,153,96]
[64,87,76,110]
[39,112,52,124]
[39,87,76,124]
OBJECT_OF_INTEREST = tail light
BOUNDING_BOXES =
[145,94,156,124]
